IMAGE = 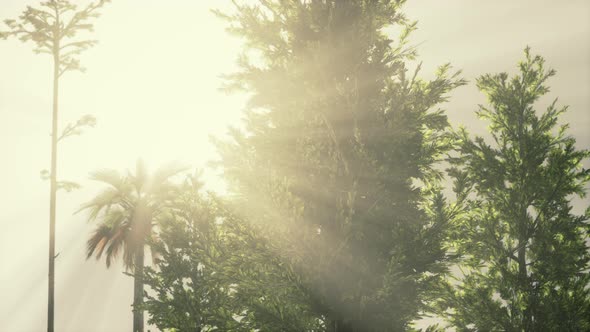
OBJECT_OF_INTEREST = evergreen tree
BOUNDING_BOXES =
[143,173,322,331]
[1,2,108,331]
[142,174,242,331]
[442,48,590,331]
[214,1,464,330]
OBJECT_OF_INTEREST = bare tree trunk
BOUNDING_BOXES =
[47,35,60,332]
[133,246,145,332]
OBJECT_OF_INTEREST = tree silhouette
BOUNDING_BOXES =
[1,1,109,331]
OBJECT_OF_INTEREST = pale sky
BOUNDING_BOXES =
[0,1,588,331]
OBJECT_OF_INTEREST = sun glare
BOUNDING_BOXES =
[0,0,588,331]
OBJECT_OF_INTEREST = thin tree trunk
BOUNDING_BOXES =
[518,202,531,330]
[133,245,145,332]
[516,94,533,331]
[518,238,532,330]
[47,35,60,332]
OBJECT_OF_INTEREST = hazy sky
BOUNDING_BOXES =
[0,1,588,331]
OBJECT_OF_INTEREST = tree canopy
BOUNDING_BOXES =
[439,48,590,331]
[214,0,465,330]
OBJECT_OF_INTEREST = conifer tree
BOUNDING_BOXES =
[442,48,590,331]
[143,173,321,331]
[214,1,464,330]
[1,1,108,331]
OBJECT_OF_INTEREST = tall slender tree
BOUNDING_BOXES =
[1,1,108,331]
[441,48,590,331]
[79,160,186,332]
[214,1,464,330]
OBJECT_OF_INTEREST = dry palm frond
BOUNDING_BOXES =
[82,160,189,271]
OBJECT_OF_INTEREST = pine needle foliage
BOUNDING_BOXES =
[214,1,465,330]
[441,48,590,331]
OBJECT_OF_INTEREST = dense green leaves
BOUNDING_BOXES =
[142,176,243,331]
[213,0,464,330]
[440,48,590,331]
[1,2,580,331]
[142,43,589,331]
[142,174,321,331]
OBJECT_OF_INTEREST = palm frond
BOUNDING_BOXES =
[76,187,127,220]
[142,164,187,211]
[82,162,182,271]
[152,162,189,186]
[105,226,128,268]
[86,209,131,268]
[89,168,125,189]
[86,224,112,260]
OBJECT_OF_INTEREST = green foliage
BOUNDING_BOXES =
[440,48,590,331]
[214,0,465,330]
[143,173,321,331]
[142,175,242,331]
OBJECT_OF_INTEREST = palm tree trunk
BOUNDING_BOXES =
[133,246,145,332]
[47,34,60,332]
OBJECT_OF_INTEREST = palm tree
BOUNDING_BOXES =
[79,160,185,332]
